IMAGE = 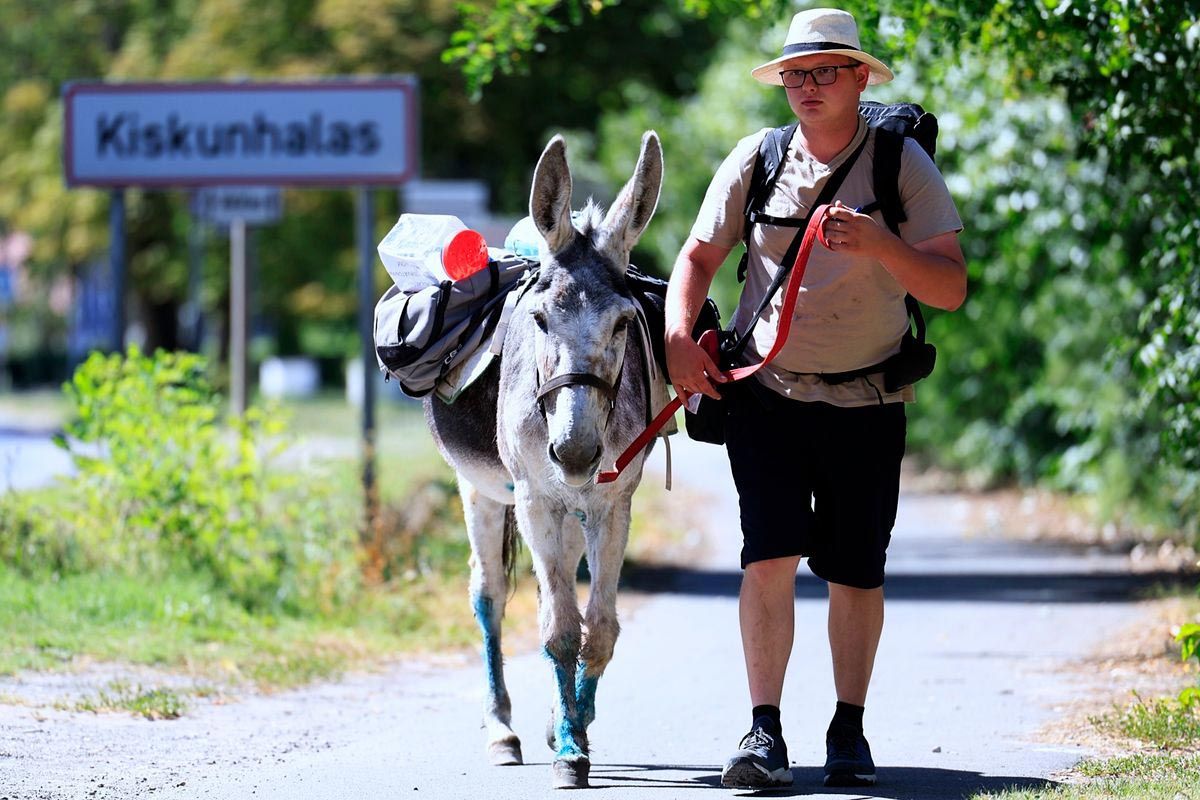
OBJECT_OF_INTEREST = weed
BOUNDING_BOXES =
[1091,691,1200,751]
[63,680,193,719]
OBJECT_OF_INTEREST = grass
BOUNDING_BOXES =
[0,563,495,690]
[972,753,1200,799]
[1092,692,1200,751]
[60,680,203,720]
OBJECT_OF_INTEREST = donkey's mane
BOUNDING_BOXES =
[532,197,632,299]
[573,199,605,237]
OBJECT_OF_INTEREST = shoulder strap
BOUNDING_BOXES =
[870,127,929,353]
[737,122,799,282]
[872,127,906,236]
[745,122,798,225]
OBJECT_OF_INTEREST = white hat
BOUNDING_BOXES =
[751,8,894,87]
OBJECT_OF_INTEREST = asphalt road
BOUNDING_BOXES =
[0,435,1171,799]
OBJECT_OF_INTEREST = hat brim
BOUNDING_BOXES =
[751,50,893,86]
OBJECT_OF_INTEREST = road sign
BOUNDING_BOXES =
[193,186,282,226]
[63,78,418,187]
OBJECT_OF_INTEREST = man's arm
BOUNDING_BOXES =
[664,237,733,399]
[824,202,967,311]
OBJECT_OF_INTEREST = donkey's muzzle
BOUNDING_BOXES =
[548,441,603,484]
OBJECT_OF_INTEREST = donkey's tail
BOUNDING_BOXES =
[503,505,521,594]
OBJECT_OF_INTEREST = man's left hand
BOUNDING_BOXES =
[821,201,893,258]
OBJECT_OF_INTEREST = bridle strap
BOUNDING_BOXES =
[535,371,619,406]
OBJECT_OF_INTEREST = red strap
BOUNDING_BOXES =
[595,204,833,484]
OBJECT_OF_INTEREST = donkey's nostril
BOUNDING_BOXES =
[548,443,563,465]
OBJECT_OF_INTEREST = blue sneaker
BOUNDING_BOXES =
[824,728,877,787]
[721,723,793,788]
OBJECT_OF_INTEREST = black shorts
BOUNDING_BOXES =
[724,379,906,589]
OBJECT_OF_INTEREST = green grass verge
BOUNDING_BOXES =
[972,753,1200,799]
[1093,693,1200,750]
[0,565,481,690]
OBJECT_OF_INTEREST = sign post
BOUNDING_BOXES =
[109,188,126,352]
[64,77,419,535]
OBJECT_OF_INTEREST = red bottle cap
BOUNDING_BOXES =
[442,229,489,281]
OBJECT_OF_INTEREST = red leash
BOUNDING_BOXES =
[596,204,834,484]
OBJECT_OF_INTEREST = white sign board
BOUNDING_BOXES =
[193,186,282,226]
[64,78,417,187]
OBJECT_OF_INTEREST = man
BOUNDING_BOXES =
[664,7,966,790]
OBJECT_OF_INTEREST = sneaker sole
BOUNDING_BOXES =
[824,770,877,787]
[721,761,793,789]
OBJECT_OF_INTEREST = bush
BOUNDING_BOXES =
[1,347,362,615]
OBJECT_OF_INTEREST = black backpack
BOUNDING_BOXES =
[732,100,940,395]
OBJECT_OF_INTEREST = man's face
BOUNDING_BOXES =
[781,54,869,127]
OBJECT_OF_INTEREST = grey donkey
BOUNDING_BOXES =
[424,131,665,788]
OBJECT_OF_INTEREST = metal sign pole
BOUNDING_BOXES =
[109,188,126,352]
[229,217,248,417]
[356,186,381,562]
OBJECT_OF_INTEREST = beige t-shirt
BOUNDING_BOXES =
[689,118,963,407]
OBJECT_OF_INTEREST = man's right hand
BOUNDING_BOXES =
[664,236,735,401]
[665,329,727,400]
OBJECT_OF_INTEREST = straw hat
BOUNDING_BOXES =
[751,8,894,86]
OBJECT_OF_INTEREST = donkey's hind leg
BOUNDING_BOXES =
[461,481,523,766]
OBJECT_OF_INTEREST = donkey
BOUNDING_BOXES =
[424,131,665,788]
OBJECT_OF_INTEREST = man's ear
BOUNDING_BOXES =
[856,63,870,89]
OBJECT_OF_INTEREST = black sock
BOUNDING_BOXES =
[751,704,782,734]
[829,701,864,735]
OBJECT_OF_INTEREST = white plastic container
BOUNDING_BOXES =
[504,215,546,259]
[377,214,488,290]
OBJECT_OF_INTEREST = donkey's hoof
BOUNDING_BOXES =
[552,756,590,789]
[488,736,523,766]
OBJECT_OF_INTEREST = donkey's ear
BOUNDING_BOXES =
[529,135,575,256]
[598,130,663,271]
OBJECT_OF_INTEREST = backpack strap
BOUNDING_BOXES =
[738,122,799,282]
[871,127,907,236]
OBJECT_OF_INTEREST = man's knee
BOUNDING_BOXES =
[743,555,802,588]
[827,581,884,605]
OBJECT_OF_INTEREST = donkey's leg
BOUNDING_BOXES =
[461,481,522,766]
[518,498,590,788]
[576,500,632,733]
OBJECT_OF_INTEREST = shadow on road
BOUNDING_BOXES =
[621,564,1195,603]
[587,762,1054,797]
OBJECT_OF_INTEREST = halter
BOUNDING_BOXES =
[535,364,624,421]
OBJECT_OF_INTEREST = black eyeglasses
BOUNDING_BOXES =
[779,64,859,89]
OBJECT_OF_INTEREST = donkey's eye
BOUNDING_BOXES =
[532,310,548,332]
[613,317,629,336]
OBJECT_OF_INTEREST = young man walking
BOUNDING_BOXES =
[664,7,966,789]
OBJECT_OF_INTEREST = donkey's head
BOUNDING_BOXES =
[522,131,663,487]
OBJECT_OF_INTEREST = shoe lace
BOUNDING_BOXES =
[740,728,775,751]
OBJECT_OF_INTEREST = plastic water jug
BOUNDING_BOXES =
[504,215,545,259]
[377,214,489,290]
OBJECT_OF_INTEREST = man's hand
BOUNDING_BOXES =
[665,236,735,399]
[665,329,727,400]
[821,201,892,258]
[822,201,967,311]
